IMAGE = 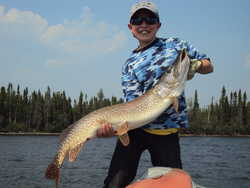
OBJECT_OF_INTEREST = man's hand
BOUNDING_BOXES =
[187,59,213,80]
[96,123,116,137]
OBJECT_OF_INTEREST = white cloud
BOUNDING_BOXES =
[0,5,4,16]
[0,5,48,40]
[79,7,93,25]
[39,7,128,57]
[0,5,128,66]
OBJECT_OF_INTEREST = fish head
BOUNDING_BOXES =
[158,49,190,97]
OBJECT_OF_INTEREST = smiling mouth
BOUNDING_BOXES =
[139,30,150,35]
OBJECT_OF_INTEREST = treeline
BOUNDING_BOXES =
[0,83,123,132]
[184,86,250,135]
[0,83,249,135]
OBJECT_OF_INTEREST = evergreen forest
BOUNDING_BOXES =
[0,83,249,135]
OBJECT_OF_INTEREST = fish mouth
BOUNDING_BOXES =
[158,49,190,95]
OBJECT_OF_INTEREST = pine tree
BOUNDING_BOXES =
[191,90,200,121]
[247,101,250,133]
[13,85,21,124]
[0,86,7,129]
[237,90,243,128]
[78,91,84,115]
[97,89,105,108]
[209,96,217,134]
[7,83,13,124]
[111,96,118,105]
[23,87,29,131]
[189,90,201,134]
[193,90,199,111]
[242,92,248,126]
[44,86,51,131]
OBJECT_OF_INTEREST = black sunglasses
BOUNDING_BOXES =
[130,16,159,25]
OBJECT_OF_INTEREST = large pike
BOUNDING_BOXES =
[45,49,190,187]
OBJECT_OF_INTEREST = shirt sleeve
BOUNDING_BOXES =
[121,63,143,102]
[177,39,209,60]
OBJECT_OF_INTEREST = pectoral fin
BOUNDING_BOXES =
[115,122,129,136]
[171,97,179,112]
[68,143,84,162]
[119,133,130,146]
[115,122,130,146]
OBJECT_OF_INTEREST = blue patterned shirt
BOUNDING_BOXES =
[121,37,209,130]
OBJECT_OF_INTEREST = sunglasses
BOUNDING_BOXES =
[130,16,159,25]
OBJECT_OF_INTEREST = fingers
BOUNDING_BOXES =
[196,59,213,74]
[96,123,115,137]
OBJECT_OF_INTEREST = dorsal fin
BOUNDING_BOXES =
[68,143,84,162]
[115,122,130,147]
[119,133,130,146]
[171,97,179,112]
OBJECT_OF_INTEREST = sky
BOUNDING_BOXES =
[0,0,249,106]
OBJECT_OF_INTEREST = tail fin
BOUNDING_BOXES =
[45,163,60,188]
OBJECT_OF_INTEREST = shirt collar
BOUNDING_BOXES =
[132,38,159,53]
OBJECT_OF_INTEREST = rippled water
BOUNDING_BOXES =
[0,135,250,188]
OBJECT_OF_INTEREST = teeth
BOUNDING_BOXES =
[138,28,149,34]
[141,31,149,34]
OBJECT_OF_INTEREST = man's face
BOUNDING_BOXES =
[128,9,161,45]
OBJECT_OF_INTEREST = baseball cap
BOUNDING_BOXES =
[129,1,159,21]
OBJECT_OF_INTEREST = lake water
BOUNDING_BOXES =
[0,135,250,188]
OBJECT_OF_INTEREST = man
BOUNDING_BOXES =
[97,1,213,188]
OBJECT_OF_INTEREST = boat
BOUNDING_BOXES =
[126,167,206,188]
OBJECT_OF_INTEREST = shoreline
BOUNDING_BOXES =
[0,132,250,137]
[0,132,60,136]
